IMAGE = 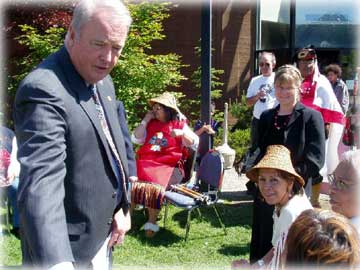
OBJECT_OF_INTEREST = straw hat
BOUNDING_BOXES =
[148,92,180,114]
[246,145,305,186]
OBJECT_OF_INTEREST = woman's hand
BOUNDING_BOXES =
[231,259,250,269]
[143,111,155,123]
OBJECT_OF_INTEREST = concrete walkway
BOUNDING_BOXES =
[219,167,252,201]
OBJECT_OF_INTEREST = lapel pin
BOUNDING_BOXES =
[107,96,112,101]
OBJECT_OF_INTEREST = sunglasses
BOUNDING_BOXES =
[328,174,354,191]
[259,62,271,67]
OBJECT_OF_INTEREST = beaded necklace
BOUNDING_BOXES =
[274,109,292,130]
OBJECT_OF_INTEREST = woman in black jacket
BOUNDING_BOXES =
[249,65,325,263]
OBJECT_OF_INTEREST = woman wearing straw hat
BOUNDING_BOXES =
[131,92,198,237]
[249,65,325,263]
[232,145,313,270]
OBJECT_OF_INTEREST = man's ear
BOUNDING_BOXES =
[68,26,76,47]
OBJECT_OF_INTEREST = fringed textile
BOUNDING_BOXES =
[131,181,165,209]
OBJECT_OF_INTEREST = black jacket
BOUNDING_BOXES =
[257,102,325,185]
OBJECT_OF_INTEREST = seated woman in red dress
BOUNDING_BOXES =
[131,92,199,237]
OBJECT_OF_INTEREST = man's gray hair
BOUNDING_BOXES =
[340,149,360,177]
[259,51,276,66]
[68,0,132,39]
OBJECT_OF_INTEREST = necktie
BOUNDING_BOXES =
[90,84,127,197]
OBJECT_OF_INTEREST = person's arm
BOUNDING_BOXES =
[246,92,262,106]
[132,111,154,144]
[246,78,265,106]
[296,110,326,183]
[172,123,199,150]
[117,101,137,181]
[194,124,215,136]
[6,136,20,183]
[231,248,274,269]
[14,82,74,265]
[342,82,350,114]
[108,207,131,248]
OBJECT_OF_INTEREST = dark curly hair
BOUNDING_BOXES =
[325,64,342,78]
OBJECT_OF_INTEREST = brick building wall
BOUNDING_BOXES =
[151,1,257,109]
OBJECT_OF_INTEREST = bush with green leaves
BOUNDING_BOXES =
[6,1,187,129]
[212,96,252,166]
[188,44,224,121]
[229,95,252,130]
[214,128,250,166]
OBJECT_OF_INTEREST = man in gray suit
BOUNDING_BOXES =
[14,0,134,269]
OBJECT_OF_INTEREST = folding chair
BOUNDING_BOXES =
[163,149,227,241]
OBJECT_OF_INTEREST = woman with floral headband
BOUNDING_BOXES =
[248,65,325,263]
[233,145,313,269]
[131,92,198,237]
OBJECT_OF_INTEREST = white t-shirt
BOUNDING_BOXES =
[246,73,277,119]
[272,194,313,246]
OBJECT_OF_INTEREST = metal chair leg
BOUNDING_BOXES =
[4,196,11,234]
[184,208,193,241]
[196,208,202,220]
[164,201,169,228]
[213,205,227,235]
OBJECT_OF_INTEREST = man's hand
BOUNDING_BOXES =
[202,124,215,135]
[108,208,131,248]
[129,176,138,183]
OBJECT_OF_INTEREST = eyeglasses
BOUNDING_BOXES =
[153,104,164,111]
[259,62,271,67]
[275,86,296,92]
[328,174,354,191]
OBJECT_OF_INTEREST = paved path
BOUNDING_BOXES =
[219,168,252,201]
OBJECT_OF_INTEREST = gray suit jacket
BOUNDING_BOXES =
[116,101,137,177]
[14,46,130,268]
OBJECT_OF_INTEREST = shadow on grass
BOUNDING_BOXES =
[129,208,184,246]
[218,244,251,257]
[170,202,253,229]
[129,201,253,245]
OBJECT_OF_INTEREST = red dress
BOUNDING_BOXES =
[132,119,187,209]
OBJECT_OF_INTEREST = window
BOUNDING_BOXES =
[295,0,359,48]
[257,0,291,50]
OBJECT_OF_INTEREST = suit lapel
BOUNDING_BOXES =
[56,47,120,179]
[287,102,304,128]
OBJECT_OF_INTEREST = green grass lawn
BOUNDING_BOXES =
[1,201,252,269]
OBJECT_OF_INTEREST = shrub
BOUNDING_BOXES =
[214,128,251,166]
[229,96,252,131]
[6,2,187,130]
